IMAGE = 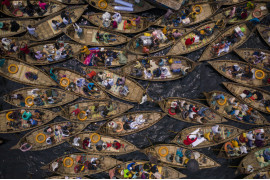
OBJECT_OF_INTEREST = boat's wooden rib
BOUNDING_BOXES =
[223,82,270,114]
[0,18,35,37]
[68,132,139,155]
[152,0,183,11]
[199,23,254,61]
[64,26,130,46]
[25,5,87,41]
[0,108,57,133]
[203,91,268,125]
[234,48,270,72]
[167,21,225,55]
[83,14,152,34]
[237,146,270,175]
[3,87,78,109]
[85,0,154,13]
[55,0,86,4]
[158,97,227,124]
[244,167,270,179]
[82,66,151,103]
[0,0,66,19]
[155,3,221,28]
[110,160,186,179]
[211,2,269,24]
[218,127,270,159]
[257,24,270,47]
[41,153,122,175]
[171,124,242,149]
[143,144,220,169]
[60,99,133,122]
[126,27,190,55]
[209,60,270,87]
[98,111,165,136]
[0,57,57,87]
[121,56,198,81]
[11,121,86,151]
[51,67,108,100]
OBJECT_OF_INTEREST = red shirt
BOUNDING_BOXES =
[183,136,197,145]
[2,0,10,7]
[20,44,30,54]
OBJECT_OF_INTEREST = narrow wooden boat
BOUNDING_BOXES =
[110,160,186,179]
[155,3,221,28]
[211,2,269,24]
[0,18,35,37]
[218,127,270,159]
[121,56,198,81]
[199,23,254,61]
[0,108,57,133]
[126,27,189,55]
[0,0,66,19]
[0,57,58,87]
[83,14,152,34]
[25,5,87,41]
[244,167,270,179]
[60,99,133,122]
[257,24,270,47]
[0,37,29,59]
[98,111,165,136]
[158,97,227,124]
[68,132,139,155]
[183,0,246,6]
[152,0,183,10]
[167,21,225,56]
[237,146,270,175]
[50,67,108,100]
[41,153,122,175]
[209,60,270,87]
[234,48,270,72]
[203,91,268,125]
[48,176,87,179]
[85,0,154,14]
[11,121,86,151]
[3,87,78,109]
[64,26,130,46]
[55,0,85,4]
[171,124,242,149]
[223,82,270,114]
[143,144,220,169]
[82,66,151,103]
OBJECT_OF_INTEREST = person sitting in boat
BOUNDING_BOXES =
[51,20,61,31]
[102,12,111,28]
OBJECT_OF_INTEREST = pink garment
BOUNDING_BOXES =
[38,1,47,10]
[83,54,92,65]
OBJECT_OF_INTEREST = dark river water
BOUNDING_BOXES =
[0,2,270,179]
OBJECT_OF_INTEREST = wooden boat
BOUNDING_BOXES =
[3,87,78,109]
[158,97,227,124]
[152,0,183,10]
[237,146,270,175]
[50,67,108,100]
[41,153,122,175]
[121,56,198,81]
[82,14,152,34]
[126,27,190,55]
[155,3,221,28]
[183,0,246,6]
[0,37,29,59]
[0,57,57,87]
[0,0,66,19]
[171,124,242,149]
[234,48,270,72]
[48,176,87,179]
[11,121,86,151]
[143,144,220,169]
[199,23,254,61]
[244,167,270,179]
[167,21,225,56]
[223,82,270,114]
[0,108,57,133]
[25,5,87,41]
[64,26,130,46]
[218,127,270,159]
[203,91,268,125]
[60,99,133,122]
[208,60,270,87]
[0,18,35,37]
[211,2,269,24]
[110,160,186,179]
[82,66,151,103]
[85,0,154,14]
[55,0,85,4]
[257,24,270,47]
[68,132,139,155]
[98,111,165,136]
